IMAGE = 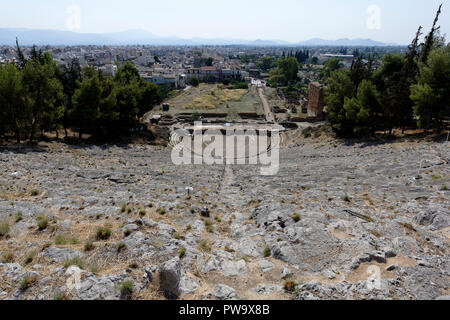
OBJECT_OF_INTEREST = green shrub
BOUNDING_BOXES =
[36,215,48,230]
[89,265,99,274]
[20,275,36,291]
[342,194,351,202]
[179,248,186,259]
[53,292,67,300]
[0,220,9,237]
[96,227,111,240]
[84,240,95,251]
[30,189,39,196]
[63,256,84,268]
[120,280,134,299]
[199,240,211,252]
[15,212,23,223]
[63,256,84,269]
[117,242,126,252]
[157,208,166,215]
[55,235,67,245]
[292,214,301,222]
[121,204,127,213]
[204,220,214,233]
[24,251,36,265]
[263,246,271,258]
[1,252,14,263]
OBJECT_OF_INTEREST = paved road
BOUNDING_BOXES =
[258,87,276,123]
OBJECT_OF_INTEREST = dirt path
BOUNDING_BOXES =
[258,87,276,123]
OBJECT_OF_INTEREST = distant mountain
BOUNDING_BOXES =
[0,28,396,46]
[297,38,395,46]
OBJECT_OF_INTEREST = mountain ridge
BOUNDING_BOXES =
[0,28,399,46]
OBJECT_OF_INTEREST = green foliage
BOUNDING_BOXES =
[120,280,134,299]
[325,7,447,137]
[325,69,356,136]
[292,214,301,222]
[22,51,64,141]
[179,248,186,259]
[0,220,10,237]
[117,242,126,252]
[63,256,84,268]
[96,227,111,240]
[84,240,95,251]
[263,246,271,258]
[232,82,249,90]
[15,212,23,222]
[323,58,342,78]
[55,234,67,245]
[258,56,276,72]
[188,77,200,87]
[1,252,14,263]
[20,275,36,291]
[0,63,31,142]
[36,215,48,230]
[411,46,450,132]
[1,44,163,142]
[269,57,299,87]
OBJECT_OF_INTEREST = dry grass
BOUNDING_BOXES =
[184,85,247,110]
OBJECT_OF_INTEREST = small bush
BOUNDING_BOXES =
[30,189,40,196]
[342,194,351,202]
[199,240,211,252]
[20,275,36,291]
[292,214,301,222]
[84,240,95,251]
[1,252,14,263]
[442,185,448,191]
[263,246,271,258]
[89,265,99,274]
[63,256,84,269]
[55,234,67,245]
[284,280,297,292]
[204,220,214,233]
[0,220,9,237]
[120,280,134,300]
[53,292,67,300]
[121,204,127,213]
[117,242,126,252]
[179,248,186,259]
[96,227,111,240]
[36,215,48,230]
[139,209,146,217]
[24,251,36,265]
[157,208,166,215]
[15,212,23,223]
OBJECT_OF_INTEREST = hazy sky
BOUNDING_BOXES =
[0,0,448,44]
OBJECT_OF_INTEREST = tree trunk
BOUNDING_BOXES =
[30,120,36,142]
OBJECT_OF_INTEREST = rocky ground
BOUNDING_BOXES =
[0,129,448,300]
